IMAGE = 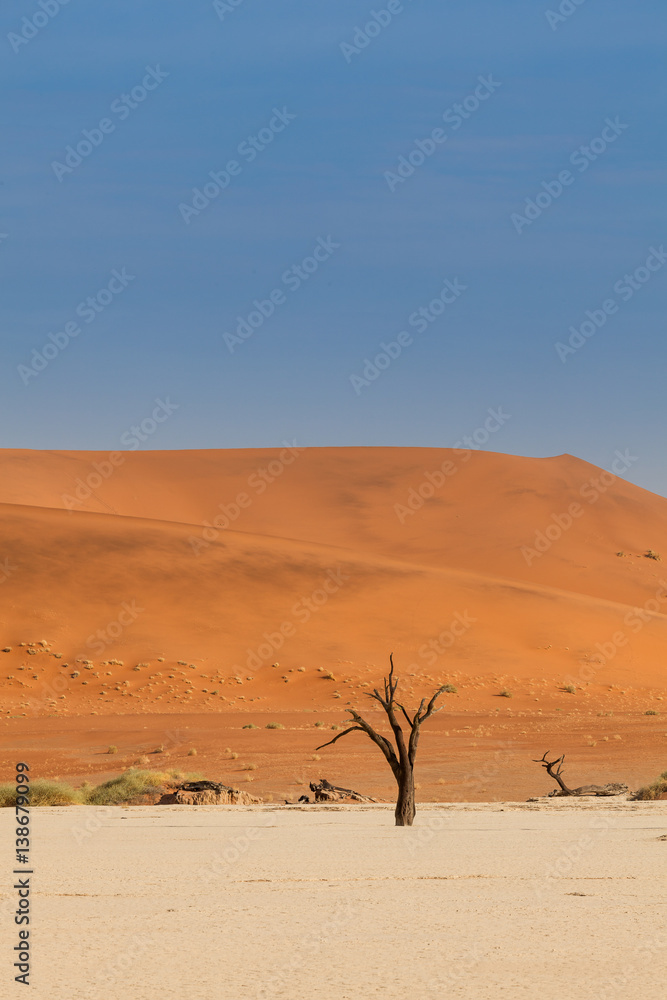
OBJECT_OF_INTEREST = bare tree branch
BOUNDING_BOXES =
[315,726,365,751]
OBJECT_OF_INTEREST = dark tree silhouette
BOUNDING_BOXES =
[315,654,447,826]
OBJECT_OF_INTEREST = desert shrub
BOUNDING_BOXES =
[563,684,576,694]
[241,763,258,770]
[498,689,513,698]
[266,722,284,729]
[634,770,667,800]
[187,748,197,756]
[645,550,661,561]
[107,745,118,754]
[314,721,325,727]
[242,723,258,729]
[442,684,457,694]
[645,709,659,716]
[0,779,81,807]
[83,769,170,806]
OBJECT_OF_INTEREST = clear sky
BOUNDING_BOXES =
[2,0,666,496]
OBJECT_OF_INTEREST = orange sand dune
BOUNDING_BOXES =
[1,446,666,796]
[1,446,667,681]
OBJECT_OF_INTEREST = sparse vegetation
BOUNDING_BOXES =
[499,689,513,698]
[645,550,661,561]
[314,721,325,727]
[0,779,81,807]
[563,684,577,694]
[241,763,258,771]
[442,684,457,694]
[187,748,197,756]
[266,722,284,729]
[83,769,200,806]
[645,709,659,716]
[633,770,667,800]
[107,745,118,754]
[242,723,258,729]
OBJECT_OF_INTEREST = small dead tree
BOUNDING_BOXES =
[315,654,447,826]
[533,752,628,797]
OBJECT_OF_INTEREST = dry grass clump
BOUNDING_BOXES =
[187,748,197,756]
[266,722,284,729]
[242,723,258,729]
[645,550,661,561]
[241,763,258,771]
[645,709,659,716]
[0,779,81,807]
[633,770,667,800]
[442,684,457,694]
[107,745,118,754]
[82,769,200,806]
[562,684,577,694]
[498,689,513,698]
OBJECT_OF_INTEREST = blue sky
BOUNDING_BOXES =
[2,0,666,495]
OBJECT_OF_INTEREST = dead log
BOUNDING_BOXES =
[309,778,378,803]
[534,752,628,797]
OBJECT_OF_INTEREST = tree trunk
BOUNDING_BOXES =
[395,767,415,826]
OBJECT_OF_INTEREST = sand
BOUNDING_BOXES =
[1,446,666,795]
[2,801,665,999]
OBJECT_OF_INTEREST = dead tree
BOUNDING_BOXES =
[533,752,628,797]
[315,654,447,826]
[309,778,377,803]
